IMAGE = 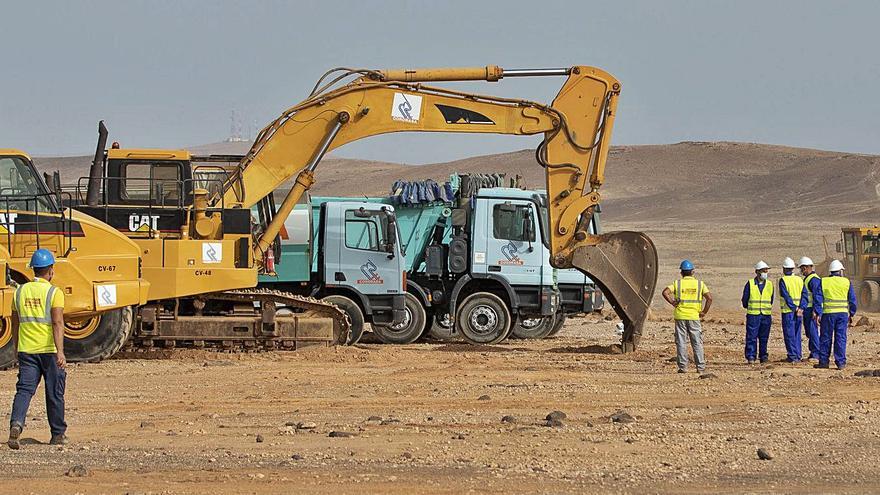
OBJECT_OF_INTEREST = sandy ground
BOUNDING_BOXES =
[1,310,879,495]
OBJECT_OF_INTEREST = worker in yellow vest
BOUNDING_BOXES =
[796,257,822,360]
[742,261,773,364]
[7,249,67,450]
[778,257,804,362]
[811,259,856,370]
[661,260,713,373]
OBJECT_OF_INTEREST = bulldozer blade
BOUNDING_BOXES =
[570,231,658,352]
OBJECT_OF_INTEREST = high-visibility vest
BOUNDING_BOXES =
[780,275,804,314]
[821,276,851,314]
[673,277,704,320]
[804,273,820,308]
[13,278,59,354]
[747,278,773,316]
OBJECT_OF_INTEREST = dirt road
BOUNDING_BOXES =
[1,312,879,494]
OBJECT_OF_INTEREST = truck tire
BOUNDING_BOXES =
[372,293,426,344]
[426,313,457,341]
[65,306,134,363]
[0,316,14,370]
[546,313,567,337]
[858,281,880,312]
[510,315,553,339]
[322,295,364,345]
[456,292,511,345]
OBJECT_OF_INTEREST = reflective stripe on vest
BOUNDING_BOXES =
[674,277,703,320]
[821,276,851,314]
[804,273,819,308]
[747,279,773,316]
[780,275,804,314]
[15,285,56,324]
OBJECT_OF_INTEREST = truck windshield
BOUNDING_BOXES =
[863,235,880,254]
[0,156,55,213]
[345,209,391,252]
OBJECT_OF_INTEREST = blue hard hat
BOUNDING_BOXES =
[29,249,55,269]
[680,259,694,271]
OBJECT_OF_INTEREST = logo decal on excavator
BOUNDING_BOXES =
[391,93,422,123]
[0,213,17,234]
[128,214,160,232]
[202,242,222,264]
[357,259,384,284]
[435,104,495,125]
[96,284,117,308]
[499,241,524,266]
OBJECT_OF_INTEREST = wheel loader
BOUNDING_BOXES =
[70,64,657,353]
[836,227,880,312]
[0,150,149,369]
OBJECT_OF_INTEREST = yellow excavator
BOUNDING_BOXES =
[72,65,657,353]
[0,149,149,369]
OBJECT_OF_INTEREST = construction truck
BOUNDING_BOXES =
[292,176,604,344]
[0,149,149,369]
[836,227,880,311]
[69,64,656,354]
[257,198,407,344]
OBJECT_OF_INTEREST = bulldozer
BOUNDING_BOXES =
[835,227,880,311]
[0,149,149,369]
[71,64,657,353]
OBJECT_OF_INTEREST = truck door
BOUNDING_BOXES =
[479,199,544,285]
[324,202,402,296]
[843,231,859,278]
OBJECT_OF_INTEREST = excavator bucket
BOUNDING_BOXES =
[570,231,658,352]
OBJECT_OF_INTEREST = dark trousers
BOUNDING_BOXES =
[10,352,66,436]
[781,312,803,361]
[819,313,848,367]
[803,307,821,359]
[745,314,772,361]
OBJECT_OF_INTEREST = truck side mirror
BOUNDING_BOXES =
[383,208,397,258]
[835,241,842,253]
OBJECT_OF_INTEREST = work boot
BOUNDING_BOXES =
[677,369,687,374]
[49,434,67,446]
[814,362,830,369]
[7,424,22,450]
[759,358,768,364]
[836,364,846,370]
[747,359,756,365]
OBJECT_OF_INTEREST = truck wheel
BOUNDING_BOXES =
[65,307,134,363]
[456,292,511,345]
[373,293,426,344]
[546,313,567,337]
[0,316,15,370]
[322,295,364,345]
[426,313,456,341]
[858,281,880,312]
[510,315,553,339]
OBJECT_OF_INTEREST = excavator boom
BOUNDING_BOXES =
[217,65,657,350]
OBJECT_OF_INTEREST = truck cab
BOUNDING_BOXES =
[838,226,880,311]
[259,197,407,344]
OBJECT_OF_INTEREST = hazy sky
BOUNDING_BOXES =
[2,1,878,163]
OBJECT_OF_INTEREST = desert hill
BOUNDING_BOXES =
[33,141,880,224]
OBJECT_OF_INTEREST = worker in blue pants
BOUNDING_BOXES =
[742,261,774,364]
[811,259,857,370]
[796,257,822,360]
[778,257,804,362]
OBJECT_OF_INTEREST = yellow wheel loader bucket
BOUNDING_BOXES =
[570,231,658,352]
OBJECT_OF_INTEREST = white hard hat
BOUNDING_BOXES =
[798,256,814,267]
[754,261,770,271]
[782,257,796,269]
[829,259,845,272]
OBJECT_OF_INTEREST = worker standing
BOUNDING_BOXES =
[796,257,821,361]
[742,261,774,364]
[779,257,804,362]
[661,260,713,373]
[812,259,856,370]
[7,249,67,450]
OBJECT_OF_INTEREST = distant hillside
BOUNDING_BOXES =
[31,141,880,224]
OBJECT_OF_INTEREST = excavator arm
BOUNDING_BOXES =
[218,66,658,351]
